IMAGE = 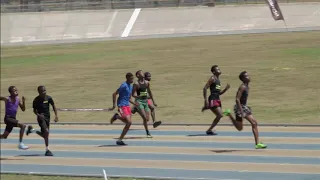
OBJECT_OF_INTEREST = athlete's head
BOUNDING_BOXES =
[37,85,47,97]
[211,65,221,76]
[126,72,134,84]
[239,71,250,83]
[8,86,18,97]
[144,72,151,81]
[135,70,144,79]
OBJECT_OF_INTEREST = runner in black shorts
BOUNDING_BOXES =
[224,71,267,149]
[0,86,29,150]
[202,65,231,135]
[26,86,58,156]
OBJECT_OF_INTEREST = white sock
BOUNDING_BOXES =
[46,146,49,151]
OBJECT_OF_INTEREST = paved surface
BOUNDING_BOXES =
[1,3,320,46]
[1,125,320,179]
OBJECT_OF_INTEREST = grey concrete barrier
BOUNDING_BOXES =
[1,2,319,45]
[1,0,307,13]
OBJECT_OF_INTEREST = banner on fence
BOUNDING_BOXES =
[265,0,285,21]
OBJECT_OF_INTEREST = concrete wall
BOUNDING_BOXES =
[1,2,319,45]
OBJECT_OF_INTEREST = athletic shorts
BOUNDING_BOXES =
[208,99,222,109]
[234,104,252,119]
[4,116,19,133]
[118,106,132,118]
[136,99,150,112]
[37,115,50,133]
[147,99,152,106]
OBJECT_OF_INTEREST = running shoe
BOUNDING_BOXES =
[255,142,267,149]
[45,150,53,156]
[153,121,162,128]
[18,143,29,150]
[116,140,127,146]
[110,113,119,124]
[223,109,231,116]
[26,125,35,136]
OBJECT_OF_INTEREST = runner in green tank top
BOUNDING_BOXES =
[131,71,162,128]
[132,70,152,138]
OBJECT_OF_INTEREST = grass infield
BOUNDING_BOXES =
[1,31,320,125]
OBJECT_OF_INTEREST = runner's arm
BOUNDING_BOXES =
[18,97,26,111]
[129,96,136,106]
[220,84,230,95]
[112,89,119,108]
[146,81,155,104]
[0,96,8,102]
[131,83,139,99]
[203,77,214,100]
[49,97,58,117]
[33,109,41,116]
[129,84,139,106]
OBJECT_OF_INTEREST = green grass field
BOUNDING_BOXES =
[1,31,320,125]
[0,174,150,180]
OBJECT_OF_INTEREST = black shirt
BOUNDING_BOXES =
[33,95,54,118]
[137,80,148,100]
[209,77,221,100]
[240,85,249,105]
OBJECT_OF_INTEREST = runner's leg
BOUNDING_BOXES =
[136,105,152,137]
[207,107,223,134]
[0,119,13,139]
[111,106,132,145]
[222,105,243,131]
[242,106,267,149]
[148,100,156,123]
[2,117,28,149]
[206,100,223,135]
[36,116,53,156]
[148,100,162,128]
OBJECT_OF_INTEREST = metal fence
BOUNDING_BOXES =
[1,0,318,13]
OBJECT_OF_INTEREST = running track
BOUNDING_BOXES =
[1,124,320,180]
